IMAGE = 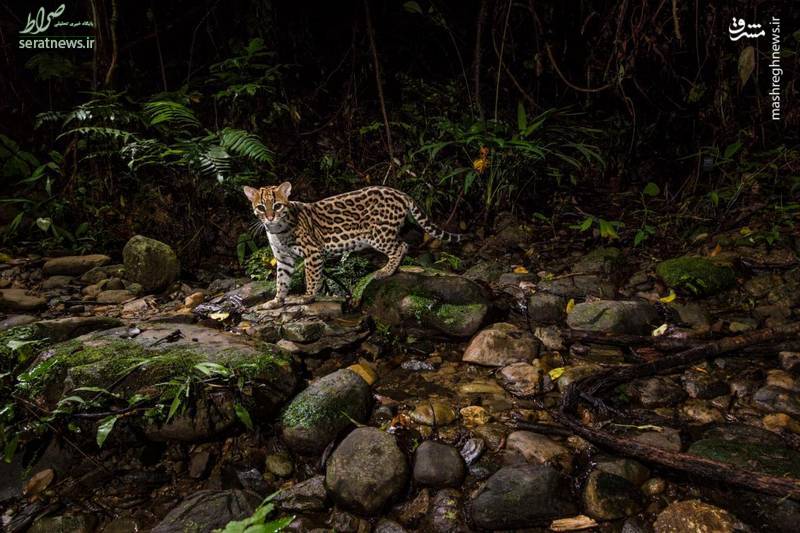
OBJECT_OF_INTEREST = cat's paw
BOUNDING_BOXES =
[371,269,392,280]
[260,298,285,310]
[287,294,316,305]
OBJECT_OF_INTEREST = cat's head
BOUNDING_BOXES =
[243,182,292,224]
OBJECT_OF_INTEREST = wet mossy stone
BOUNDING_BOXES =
[281,368,371,454]
[355,266,488,337]
[123,235,180,293]
[152,489,262,533]
[19,323,296,441]
[688,436,800,478]
[582,470,643,520]
[656,256,736,297]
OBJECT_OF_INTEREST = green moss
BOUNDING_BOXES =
[688,438,800,478]
[656,256,736,296]
[281,376,363,429]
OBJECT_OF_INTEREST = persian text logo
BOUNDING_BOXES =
[18,4,94,50]
[728,18,765,41]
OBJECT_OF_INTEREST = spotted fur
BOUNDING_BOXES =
[243,183,465,308]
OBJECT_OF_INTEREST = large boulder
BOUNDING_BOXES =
[462,322,539,367]
[325,427,409,515]
[567,300,659,334]
[20,323,296,442]
[470,465,577,529]
[356,266,488,337]
[43,254,110,276]
[123,235,180,293]
[151,489,262,533]
[280,369,371,454]
[656,256,736,297]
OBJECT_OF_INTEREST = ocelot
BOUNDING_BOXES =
[244,182,465,309]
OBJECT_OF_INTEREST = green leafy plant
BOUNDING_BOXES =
[214,494,293,533]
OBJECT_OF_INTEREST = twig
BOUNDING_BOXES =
[545,43,613,93]
[472,0,488,120]
[363,0,393,159]
[493,0,513,122]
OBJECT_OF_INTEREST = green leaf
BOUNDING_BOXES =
[517,102,527,133]
[709,190,720,207]
[403,1,423,14]
[723,141,742,160]
[634,230,647,246]
[35,217,52,232]
[195,362,231,378]
[96,415,119,448]
[578,217,593,232]
[4,434,18,463]
[235,403,254,431]
[598,219,619,240]
[643,182,660,197]
[166,394,183,422]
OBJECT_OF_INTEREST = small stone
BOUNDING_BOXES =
[567,300,660,335]
[641,477,666,496]
[682,365,729,399]
[681,399,724,424]
[274,475,327,512]
[281,319,325,343]
[95,289,135,304]
[265,452,293,477]
[42,254,110,276]
[28,514,97,533]
[184,291,204,309]
[459,406,490,428]
[413,441,465,488]
[763,413,800,434]
[556,364,602,391]
[779,352,800,373]
[633,376,687,408]
[527,292,566,324]
[0,314,38,332]
[655,256,736,297]
[152,490,261,533]
[462,322,540,367]
[766,369,797,391]
[325,427,409,515]
[594,456,650,486]
[458,379,504,395]
[583,470,642,520]
[188,450,211,478]
[631,427,682,452]
[460,438,485,465]
[653,499,745,533]
[426,489,468,532]
[498,361,550,396]
[753,385,800,417]
[374,519,408,533]
[105,277,125,290]
[505,431,573,472]
[410,400,457,426]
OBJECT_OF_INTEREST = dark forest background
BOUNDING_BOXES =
[1,0,798,269]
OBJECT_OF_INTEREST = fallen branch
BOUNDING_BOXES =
[557,322,800,501]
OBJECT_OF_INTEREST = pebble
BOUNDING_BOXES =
[779,351,800,373]
[505,430,573,471]
[265,452,293,478]
[410,400,456,426]
[413,441,465,488]
[641,477,666,496]
[459,405,490,428]
[459,438,485,465]
[653,499,746,533]
[582,470,642,520]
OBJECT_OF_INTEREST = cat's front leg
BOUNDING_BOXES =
[296,251,324,304]
[262,253,295,309]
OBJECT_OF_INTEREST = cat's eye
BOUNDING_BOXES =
[256,205,266,212]
[274,203,284,210]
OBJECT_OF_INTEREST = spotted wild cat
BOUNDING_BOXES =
[244,182,465,309]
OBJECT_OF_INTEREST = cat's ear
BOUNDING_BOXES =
[277,182,292,198]
[243,186,259,202]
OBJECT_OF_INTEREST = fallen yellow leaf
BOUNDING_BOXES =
[565,298,575,314]
[209,311,229,320]
[739,226,753,236]
[513,265,529,274]
[548,367,565,380]
[658,289,676,303]
[709,243,722,257]
[269,257,277,267]
[652,323,668,336]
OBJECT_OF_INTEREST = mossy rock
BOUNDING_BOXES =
[688,438,800,478]
[355,266,488,337]
[123,235,180,293]
[655,256,736,297]
[572,247,622,274]
[281,368,370,454]
[19,323,296,442]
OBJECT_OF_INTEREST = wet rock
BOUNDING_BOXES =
[462,322,539,367]
[281,318,325,342]
[653,499,746,533]
[326,508,371,532]
[622,516,654,533]
[459,406,490,428]
[573,247,622,274]
[537,274,616,299]
[28,514,97,533]
[668,302,711,332]
[632,376,687,408]
[631,427,682,452]
[463,260,505,284]
[151,489,261,533]
[325,426,409,515]
[688,433,800,478]
[753,385,800,417]
[188,450,212,478]
[413,441,465,488]
[681,399,724,424]
[532,325,566,350]
[274,475,327,512]
[656,256,736,297]
[281,369,370,454]
[43,254,110,276]
[470,464,577,529]
[394,488,431,527]
[79,264,126,284]
[595,456,650,486]
[374,518,408,533]
[766,369,796,390]
[506,430,572,471]
[460,437,485,465]
[31,316,123,342]
[123,235,180,293]
[567,300,659,334]
[526,292,566,324]
[277,315,370,355]
[555,364,602,391]
[409,400,456,426]
[96,289,135,304]
[0,314,38,332]
[357,266,488,337]
[682,365,729,399]
[583,470,642,520]
[42,275,74,289]
[426,489,468,532]
[498,361,550,396]
[0,288,46,311]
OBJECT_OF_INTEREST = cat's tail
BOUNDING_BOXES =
[408,201,468,243]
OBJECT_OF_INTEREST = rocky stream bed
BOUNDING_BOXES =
[1,220,800,532]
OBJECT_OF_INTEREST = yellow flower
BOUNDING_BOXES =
[473,158,488,174]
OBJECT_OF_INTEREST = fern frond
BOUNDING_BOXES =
[219,128,273,164]
[144,101,200,128]
[57,127,135,143]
